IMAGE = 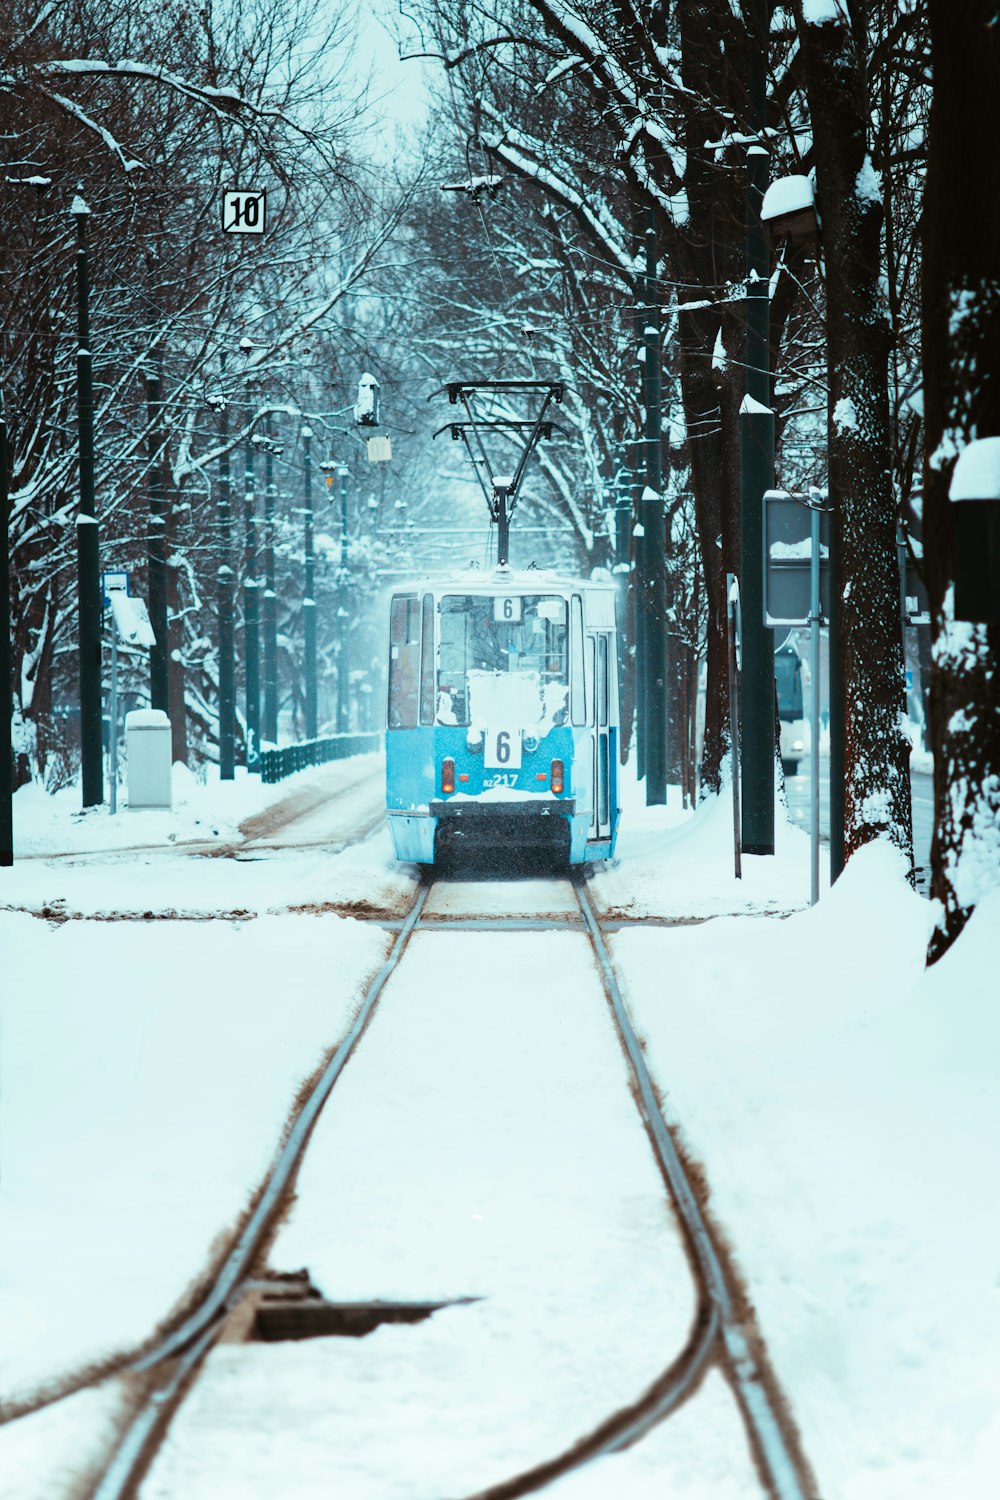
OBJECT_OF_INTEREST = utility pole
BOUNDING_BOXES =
[243,436,260,771]
[72,193,103,808]
[262,426,278,745]
[302,425,317,739]
[631,228,647,785]
[217,372,235,780]
[641,205,668,805]
[146,359,169,714]
[739,0,775,855]
[337,464,350,733]
[1,390,12,865]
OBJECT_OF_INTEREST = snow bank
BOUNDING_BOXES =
[614,842,1000,1498]
[0,912,389,1404]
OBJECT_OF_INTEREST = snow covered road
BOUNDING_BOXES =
[3,755,997,1500]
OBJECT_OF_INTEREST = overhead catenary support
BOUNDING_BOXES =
[244,436,261,771]
[739,0,775,855]
[72,193,103,808]
[640,204,668,806]
[0,390,12,865]
[430,381,563,568]
[262,428,278,746]
[302,425,318,740]
[217,375,235,781]
[337,464,350,733]
[145,359,169,715]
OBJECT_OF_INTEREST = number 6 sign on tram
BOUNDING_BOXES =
[484,728,522,769]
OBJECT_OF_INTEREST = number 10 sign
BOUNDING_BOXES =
[222,189,266,235]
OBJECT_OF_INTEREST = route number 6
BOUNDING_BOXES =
[493,596,522,623]
[484,727,522,769]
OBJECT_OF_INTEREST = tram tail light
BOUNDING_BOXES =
[550,758,564,795]
[441,757,455,795]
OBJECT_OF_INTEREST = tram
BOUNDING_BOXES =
[385,569,621,865]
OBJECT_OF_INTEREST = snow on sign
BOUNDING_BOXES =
[763,489,831,627]
[221,189,266,235]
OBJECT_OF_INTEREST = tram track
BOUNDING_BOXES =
[67,869,816,1500]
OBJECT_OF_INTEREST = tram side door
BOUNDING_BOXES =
[593,633,611,839]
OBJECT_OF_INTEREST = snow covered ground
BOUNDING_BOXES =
[1,752,997,1498]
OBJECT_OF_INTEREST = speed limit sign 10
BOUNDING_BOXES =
[484,728,522,769]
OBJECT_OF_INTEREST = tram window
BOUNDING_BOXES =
[598,635,609,727]
[438,594,569,727]
[419,593,435,725]
[570,596,585,725]
[388,594,420,728]
[585,634,595,725]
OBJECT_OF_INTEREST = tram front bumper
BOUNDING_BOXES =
[430,798,576,850]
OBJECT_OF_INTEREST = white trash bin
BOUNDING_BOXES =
[125,709,172,810]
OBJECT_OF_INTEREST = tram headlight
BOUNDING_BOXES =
[550,758,564,795]
[441,757,455,795]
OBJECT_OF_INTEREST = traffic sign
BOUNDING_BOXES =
[221,189,266,235]
[102,570,128,606]
[763,490,831,627]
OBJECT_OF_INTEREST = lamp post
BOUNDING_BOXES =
[262,424,278,745]
[301,425,317,739]
[71,192,103,807]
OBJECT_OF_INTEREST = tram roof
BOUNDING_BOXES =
[390,566,619,598]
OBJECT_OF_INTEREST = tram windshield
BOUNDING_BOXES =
[438,594,569,727]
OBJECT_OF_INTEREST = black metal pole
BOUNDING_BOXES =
[217,381,235,779]
[0,391,13,865]
[496,487,511,567]
[72,195,103,808]
[739,0,775,855]
[642,205,668,805]
[828,521,845,879]
[146,361,169,713]
[243,436,260,770]
[631,218,647,784]
[337,465,350,733]
[302,425,317,739]
[262,428,278,745]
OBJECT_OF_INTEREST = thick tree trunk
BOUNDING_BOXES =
[922,0,1000,961]
[797,5,913,863]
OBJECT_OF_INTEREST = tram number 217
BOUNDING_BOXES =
[484,728,522,770]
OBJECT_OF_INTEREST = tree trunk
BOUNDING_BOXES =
[922,0,1000,961]
[797,5,913,863]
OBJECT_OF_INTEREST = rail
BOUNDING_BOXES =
[259,732,381,784]
[82,872,816,1500]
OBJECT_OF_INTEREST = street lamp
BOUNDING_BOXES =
[71,191,103,807]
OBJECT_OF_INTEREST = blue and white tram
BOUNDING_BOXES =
[385,570,621,865]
